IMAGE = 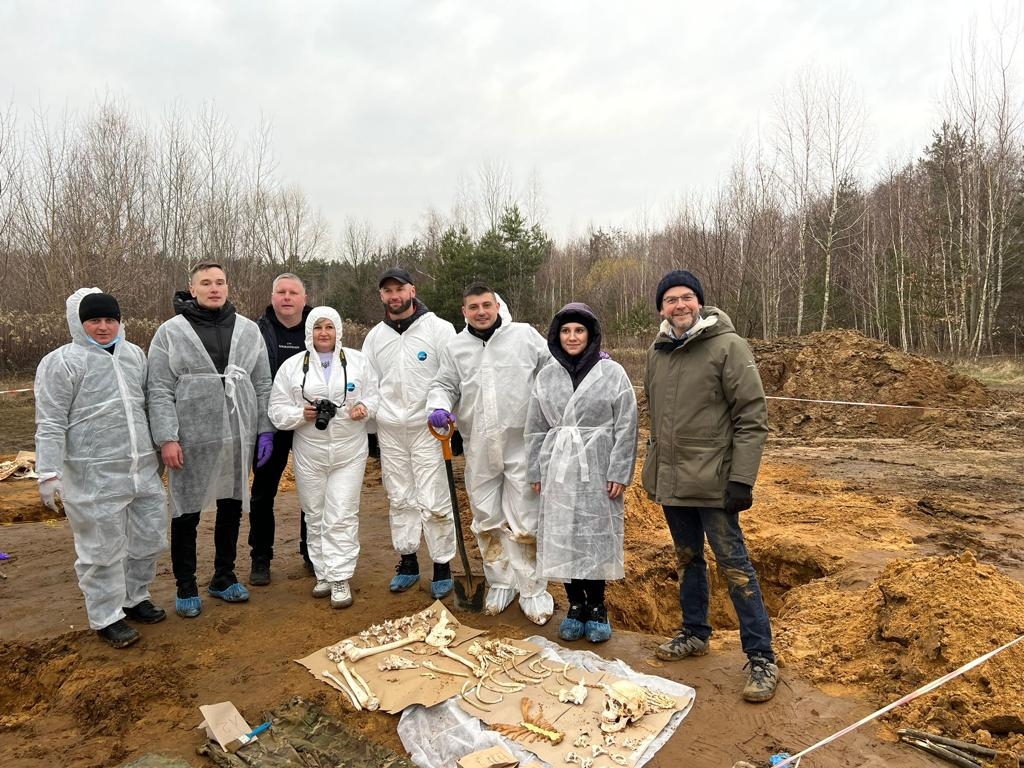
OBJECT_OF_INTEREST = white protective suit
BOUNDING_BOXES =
[147,306,272,517]
[426,298,554,621]
[34,288,167,629]
[268,307,379,582]
[362,305,456,563]
[526,357,639,580]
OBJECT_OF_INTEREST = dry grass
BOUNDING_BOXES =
[954,357,1024,389]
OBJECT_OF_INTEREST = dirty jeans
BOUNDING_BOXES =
[662,505,775,661]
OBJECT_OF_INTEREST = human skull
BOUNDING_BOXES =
[600,680,649,733]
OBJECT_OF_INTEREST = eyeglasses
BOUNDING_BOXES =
[663,293,699,306]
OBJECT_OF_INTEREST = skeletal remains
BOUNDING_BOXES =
[599,679,678,733]
[492,697,564,745]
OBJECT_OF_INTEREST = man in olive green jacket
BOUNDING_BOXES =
[642,269,779,703]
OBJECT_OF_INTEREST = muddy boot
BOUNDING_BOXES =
[742,655,779,702]
[97,619,140,648]
[249,558,271,586]
[656,631,709,661]
[124,599,166,624]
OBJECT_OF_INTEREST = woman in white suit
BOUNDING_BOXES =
[268,306,378,608]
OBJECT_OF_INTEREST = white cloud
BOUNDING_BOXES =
[0,0,1011,244]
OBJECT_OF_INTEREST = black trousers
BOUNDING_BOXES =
[564,578,606,606]
[248,429,295,563]
[170,499,243,597]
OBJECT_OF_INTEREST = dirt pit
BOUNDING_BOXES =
[2,329,1023,767]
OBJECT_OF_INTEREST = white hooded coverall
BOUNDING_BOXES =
[268,307,379,582]
[34,288,168,629]
[426,299,553,621]
[362,308,456,563]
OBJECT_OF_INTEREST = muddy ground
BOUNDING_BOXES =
[1,329,1023,768]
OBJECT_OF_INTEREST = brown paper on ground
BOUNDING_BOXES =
[197,701,252,753]
[456,744,519,768]
[295,601,540,714]
[459,670,693,768]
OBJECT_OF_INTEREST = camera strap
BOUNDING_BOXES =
[300,350,348,406]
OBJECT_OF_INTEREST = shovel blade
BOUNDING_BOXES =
[452,578,485,613]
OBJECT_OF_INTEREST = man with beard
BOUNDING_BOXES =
[643,269,778,702]
[427,283,554,625]
[362,268,458,598]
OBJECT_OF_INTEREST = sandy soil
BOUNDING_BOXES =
[2,330,1023,768]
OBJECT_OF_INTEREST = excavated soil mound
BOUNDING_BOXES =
[778,550,1024,748]
[0,633,185,738]
[751,329,994,439]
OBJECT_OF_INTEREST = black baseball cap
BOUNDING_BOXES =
[378,267,414,288]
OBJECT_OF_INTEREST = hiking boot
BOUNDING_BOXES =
[207,582,250,603]
[558,603,587,642]
[584,603,612,643]
[312,579,331,598]
[742,655,779,702]
[389,553,420,592]
[124,599,166,624]
[331,580,353,609]
[249,559,271,586]
[431,562,454,599]
[97,619,140,648]
[656,631,710,661]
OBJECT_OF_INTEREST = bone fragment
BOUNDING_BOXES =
[323,669,361,710]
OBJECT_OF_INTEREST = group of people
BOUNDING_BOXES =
[34,264,780,703]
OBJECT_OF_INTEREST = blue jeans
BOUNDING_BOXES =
[662,505,775,661]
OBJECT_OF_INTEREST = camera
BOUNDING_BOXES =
[313,399,338,430]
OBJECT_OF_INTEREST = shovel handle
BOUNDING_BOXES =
[427,419,455,460]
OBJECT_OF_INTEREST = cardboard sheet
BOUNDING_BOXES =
[197,701,254,753]
[296,601,539,714]
[457,666,692,768]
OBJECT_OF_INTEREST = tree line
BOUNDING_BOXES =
[1,25,1022,373]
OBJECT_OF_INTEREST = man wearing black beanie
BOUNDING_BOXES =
[35,288,168,648]
[642,269,779,702]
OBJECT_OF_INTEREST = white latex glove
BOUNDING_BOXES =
[39,477,63,512]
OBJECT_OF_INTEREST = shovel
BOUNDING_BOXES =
[429,419,485,612]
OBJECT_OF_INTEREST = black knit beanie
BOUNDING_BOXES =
[79,292,122,323]
[655,270,704,309]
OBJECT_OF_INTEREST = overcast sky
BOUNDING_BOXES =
[0,0,1013,245]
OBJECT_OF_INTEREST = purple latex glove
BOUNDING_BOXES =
[428,409,454,430]
[255,432,274,468]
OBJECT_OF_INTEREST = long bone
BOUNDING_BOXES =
[348,664,381,711]
[323,669,362,710]
[337,659,380,710]
[338,626,428,662]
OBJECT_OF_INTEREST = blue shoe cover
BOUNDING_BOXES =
[559,616,586,642]
[585,619,612,643]
[430,578,454,599]
[389,572,420,593]
[175,596,202,618]
[207,582,250,602]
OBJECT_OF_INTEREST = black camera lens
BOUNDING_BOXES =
[313,399,337,430]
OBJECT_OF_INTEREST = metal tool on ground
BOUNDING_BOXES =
[429,419,485,612]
